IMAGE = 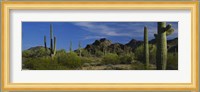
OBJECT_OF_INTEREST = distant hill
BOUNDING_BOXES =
[125,39,143,51]
[23,37,178,58]
[84,37,178,55]
[22,46,50,58]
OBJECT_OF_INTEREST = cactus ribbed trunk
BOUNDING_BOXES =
[156,22,168,70]
[144,26,149,69]
[44,36,47,51]
[50,24,53,56]
[78,41,82,57]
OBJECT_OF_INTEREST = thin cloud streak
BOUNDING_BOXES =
[83,36,106,40]
[72,22,178,40]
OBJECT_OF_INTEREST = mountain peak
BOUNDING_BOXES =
[92,38,112,46]
[126,39,143,50]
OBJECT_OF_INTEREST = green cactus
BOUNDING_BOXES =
[155,22,174,70]
[78,41,82,57]
[42,24,57,57]
[50,24,54,56]
[70,41,72,52]
[53,36,56,56]
[48,24,56,57]
[44,36,47,51]
[144,26,149,69]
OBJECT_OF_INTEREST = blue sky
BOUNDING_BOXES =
[22,22,178,51]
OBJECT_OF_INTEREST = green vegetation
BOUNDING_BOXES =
[102,53,120,65]
[134,44,156,64]
[167,52,178,70]
[119,53,134,64]
[22,23,178,70]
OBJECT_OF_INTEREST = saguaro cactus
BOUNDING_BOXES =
[50,24,54,56]
[78,41,82,57]
[44,36,47,51]
[70,41,72,52]
[53,36,56,56]
[154,22,174,70]
[144,26,149,69]
[43,24,57,57]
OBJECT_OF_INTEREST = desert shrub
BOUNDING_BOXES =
[167,52,178,70]
[119,53,134,64]
[102,53,120,65]
[22,50,32,58]
[81,49,91,57]
[59,52,82,69]
[23,51,82,70]
[80,57,93,64]
[95,50,104,57]
[134,44,156,64]
[55,51,68,63]
[134,45,143,62]
[149,45,157,64]
[56,49,67,56]
[130,61,145,70]
[22,47,50,58]
[22,57,66,70]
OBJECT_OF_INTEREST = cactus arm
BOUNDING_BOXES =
[53,36,56,55]
[154,34,157,38]
[166,28,174,36]
[165,24,174,36]
[78,41,82,57]
[165,24,172,30]
[50,24,53,55]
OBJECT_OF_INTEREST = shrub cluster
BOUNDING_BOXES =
[134,44,156,64]
[167,52,178,70]
[102,53,120,65]
[102,53,134,65]
[23,50,82,70]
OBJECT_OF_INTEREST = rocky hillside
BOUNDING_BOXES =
[84,37,178,54]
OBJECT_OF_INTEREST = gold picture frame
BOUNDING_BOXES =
[1,1,199,91]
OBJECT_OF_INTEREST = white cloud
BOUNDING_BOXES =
[72,22,178,40]
[73,22,132,37]
[83,36,105,40]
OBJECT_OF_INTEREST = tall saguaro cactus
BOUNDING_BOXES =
[70,41,72,52]
[144,26,149,69]
[53,36,56,56]
[78,41,82,57]
[154,22,174,70]
[44,36,47,51]
[44,24,57,57]
[50,24,54,56]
